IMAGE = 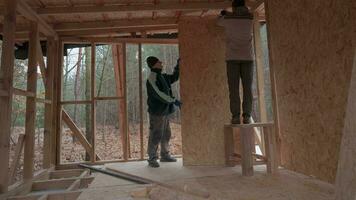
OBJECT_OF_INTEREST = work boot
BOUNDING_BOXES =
[160,155,177,162]
[231,117,241,124]
[242,115,251,124]
[148,159,160,168]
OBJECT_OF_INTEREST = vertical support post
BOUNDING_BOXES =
[265,0,281,165]
[43,37,55,168]
[0,0,17,193]
[224,126,235,166]
[112,44,129,161]
[263,126,277,173]
[54,40,63,166]
[253,14,267,155]
[23,22,39,180]
[240,127,254,176]
[91,43,96,162]
[138,43,144,160]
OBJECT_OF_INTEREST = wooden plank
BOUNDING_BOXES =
[62,37,178,44]
[61,109,93,158]
[60,100,92,105]
[36,98,52,104]
[94,96,123,101]
[90,43,96,163]
[13,88,36,97]
[38,194,48,200]
[7,190,82,200]
[265,0,281,165]
[57,25,177,37]
[54,18,177,31]
[23,22,39,181]
[263,126,277,174]
[240,128,255,176]
[112,44,129,161]
[224,127,235,167]
[9,135,25,185]
[50,169,85,179]
[16,0,57,37]
[43,37,55,169]
[32,177,94,191]
[0,0,17,187]
[138,44,144,159]
[52,40,61,167]
[36,1,231,15]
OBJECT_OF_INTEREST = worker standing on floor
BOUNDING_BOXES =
[217,0,254,124]
[146,56,182,168]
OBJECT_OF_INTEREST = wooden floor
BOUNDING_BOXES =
[78,159,335,200]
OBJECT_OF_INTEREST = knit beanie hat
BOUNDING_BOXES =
[146,56,159,69]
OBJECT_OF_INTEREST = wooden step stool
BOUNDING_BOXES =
[224,123,277,176]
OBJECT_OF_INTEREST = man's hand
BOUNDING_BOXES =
[174,100,182,109]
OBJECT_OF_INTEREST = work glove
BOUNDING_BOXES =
[174,100,182,109]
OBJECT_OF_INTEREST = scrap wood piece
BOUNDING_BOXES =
[9,134,25,184]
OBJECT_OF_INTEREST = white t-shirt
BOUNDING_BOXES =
[217,16,254,61]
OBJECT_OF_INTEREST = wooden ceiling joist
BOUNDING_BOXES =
[36,1,231,15]
[54,17,177,31]
[16,1,57,37]
[62,36,178,44]
[57,25,178,36]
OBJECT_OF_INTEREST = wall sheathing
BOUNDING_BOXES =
[266,0,355,182]
[179,17,230,166]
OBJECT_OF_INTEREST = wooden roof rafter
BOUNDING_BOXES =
[16,0,57,38]
[35,1,232,15]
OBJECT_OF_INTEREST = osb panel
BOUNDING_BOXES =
[335,47,356,200]
[179,17,230,166]
[267,0,355,183]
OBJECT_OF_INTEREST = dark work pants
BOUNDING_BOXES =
[147,114,172,161]
[226,60,254,119]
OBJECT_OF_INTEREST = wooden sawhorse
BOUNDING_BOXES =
[224,123,277,176]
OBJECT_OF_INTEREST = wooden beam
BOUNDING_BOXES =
[49,169,86,179]
[16,0,57,37]
[57,25,178,37]
[54,18,177,31]
[36,1,232,15]
[61,109,94,160]
[62,37,178,44]
[0,89,8,96]
[13,88,36,97]
[0,0,17,192]
[9,135,25,185]
[31,177,94,191]
[265,0,281,165]
[60,100,92,105]
[43,37,55,169]
[23,22,39,181]
[90,43,96,163]
[112,44,129,161]
[7,190,82,200]
[138,44,144,160]
[51,40,60,167]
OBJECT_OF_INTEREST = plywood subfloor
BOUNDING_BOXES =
[78,159,335,200]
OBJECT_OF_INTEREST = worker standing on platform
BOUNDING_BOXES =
[217,0,254,124]
[146,56,182,168]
